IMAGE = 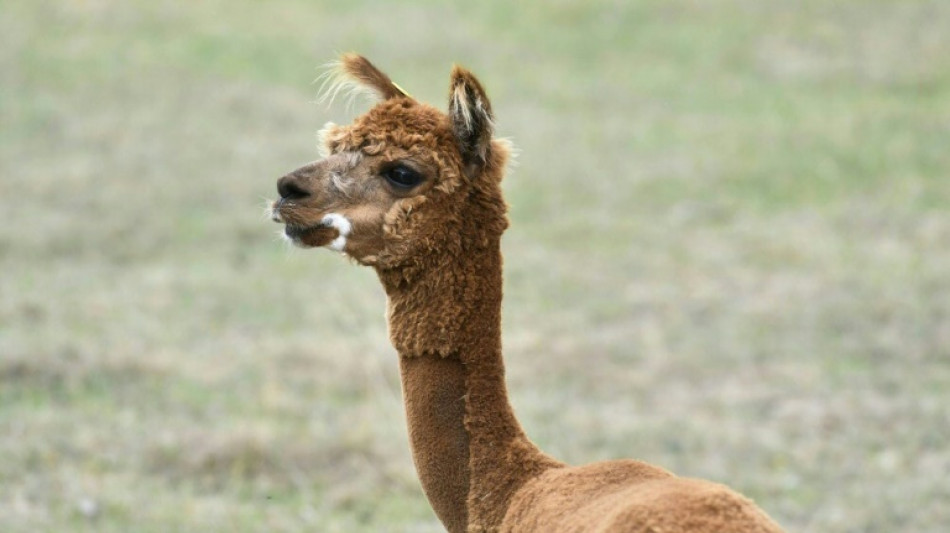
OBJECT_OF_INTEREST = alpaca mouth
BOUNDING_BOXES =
[284,223,321,240]
[271,199,341,248]
[283,222,340,248]
[280,213,351,251]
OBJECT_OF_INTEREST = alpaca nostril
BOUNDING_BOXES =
[277,176,311,201]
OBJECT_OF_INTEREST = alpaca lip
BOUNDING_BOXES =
[283,220,342,249]
[271,199,288,223]
[284,222,327,240]
[283,224,304,240]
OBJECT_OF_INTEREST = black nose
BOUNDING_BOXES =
[277,175,311,200]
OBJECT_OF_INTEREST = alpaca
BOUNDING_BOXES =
[270,54,785,533]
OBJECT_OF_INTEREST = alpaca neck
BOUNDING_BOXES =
[379,238,561,532]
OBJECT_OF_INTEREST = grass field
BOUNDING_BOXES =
[2,1,949,531]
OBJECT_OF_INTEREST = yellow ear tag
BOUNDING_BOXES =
[392,81,412,98]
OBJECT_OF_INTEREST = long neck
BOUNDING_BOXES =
[379,237,561,532]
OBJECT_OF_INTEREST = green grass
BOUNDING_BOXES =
[2,0,949,531]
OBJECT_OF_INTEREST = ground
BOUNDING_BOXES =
[1,1,948,531]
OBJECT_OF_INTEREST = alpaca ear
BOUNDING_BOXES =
[320,53,411,104]
[448,66,494,174]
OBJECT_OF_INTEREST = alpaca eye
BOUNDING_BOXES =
[383,165,423,189]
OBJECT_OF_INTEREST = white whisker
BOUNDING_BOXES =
[260,197,278,222]
[314,59,379,109]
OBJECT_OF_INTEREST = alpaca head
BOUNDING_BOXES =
[271,54,510,269]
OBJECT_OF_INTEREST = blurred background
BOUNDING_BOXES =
[2,1,948,531]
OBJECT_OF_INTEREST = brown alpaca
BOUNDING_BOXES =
[270,54,785,533]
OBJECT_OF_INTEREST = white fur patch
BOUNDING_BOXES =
[316,121,338,158]
[326,151,363,198]
[322,213,352,252]
[452,84,473,132]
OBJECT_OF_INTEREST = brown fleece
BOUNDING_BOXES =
[271,54,785,533]
[400,355,470,531]
[504,462,782,532]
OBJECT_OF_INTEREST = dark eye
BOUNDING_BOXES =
[382,165,424,189]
